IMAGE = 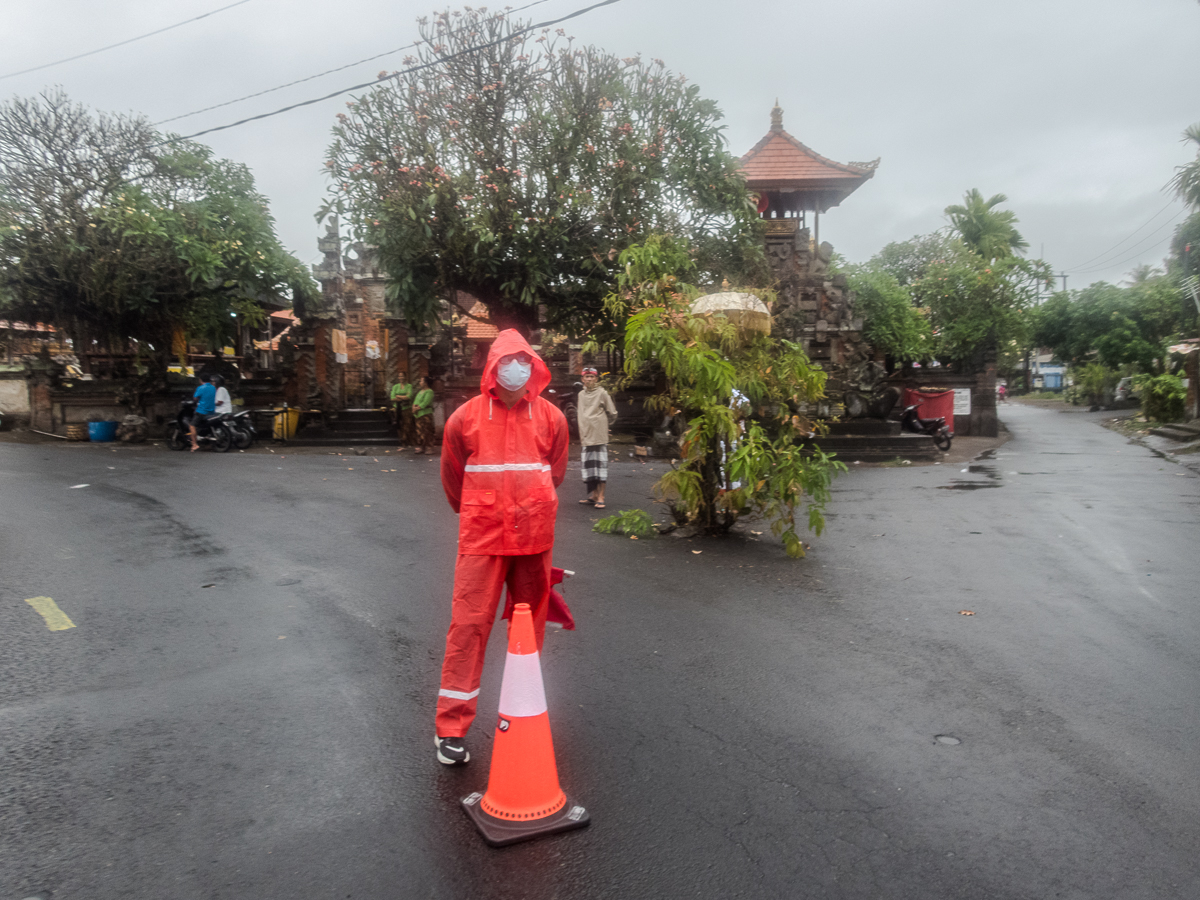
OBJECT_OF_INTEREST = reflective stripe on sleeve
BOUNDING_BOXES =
[463,463,552,472]
[497,652,548,717]
[438,687,480,701]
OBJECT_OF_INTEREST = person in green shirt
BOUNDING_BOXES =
[412,376,436,454]
[390,378,415,448]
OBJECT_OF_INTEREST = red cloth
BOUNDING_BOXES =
[436,551,552,738]
[440,329,569,555]
[503,566,575,630]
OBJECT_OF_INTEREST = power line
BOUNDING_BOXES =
[0,0,253,82]
[1068,209,1187,275]
[153,0,557,127]
[1062,197,1178,272]
[159,0,623,146]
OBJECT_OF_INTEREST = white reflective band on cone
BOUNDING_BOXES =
[497,652,548,717]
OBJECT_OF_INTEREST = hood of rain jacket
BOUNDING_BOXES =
[479,328,552,400]
[441,329,569,555]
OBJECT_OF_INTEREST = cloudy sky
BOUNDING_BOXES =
[3,0,1196,289]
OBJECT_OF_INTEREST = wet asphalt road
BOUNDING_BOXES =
[2,403,1199,900]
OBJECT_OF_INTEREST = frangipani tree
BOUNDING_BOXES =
[323,7,765,336]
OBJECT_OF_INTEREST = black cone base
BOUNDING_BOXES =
[461,791,590,847]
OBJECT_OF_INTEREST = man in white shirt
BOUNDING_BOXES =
[212,375,233,415]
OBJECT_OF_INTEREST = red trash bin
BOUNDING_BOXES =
[903,389,955,434]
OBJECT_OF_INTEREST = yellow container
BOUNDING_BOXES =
[273,407,301,440]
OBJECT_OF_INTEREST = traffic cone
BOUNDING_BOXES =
[461,602,589,846]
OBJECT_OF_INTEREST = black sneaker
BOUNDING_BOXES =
[435,735,469,766]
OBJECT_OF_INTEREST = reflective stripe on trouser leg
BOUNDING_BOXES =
[435,550,552,737]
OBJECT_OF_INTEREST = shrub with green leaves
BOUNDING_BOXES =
[607,236,845,558]
[592,508,656,539]
[1134,372,1186,422]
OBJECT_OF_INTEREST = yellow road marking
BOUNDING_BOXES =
[24,596,76,631]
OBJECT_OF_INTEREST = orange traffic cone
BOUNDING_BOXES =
[461,602,589,846]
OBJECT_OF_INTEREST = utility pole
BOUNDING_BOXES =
[1058,273,1068,293]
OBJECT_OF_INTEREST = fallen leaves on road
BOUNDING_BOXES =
[692,550,702,555]
[958,610,975,616]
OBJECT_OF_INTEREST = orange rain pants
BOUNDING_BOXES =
[435,550,551,738]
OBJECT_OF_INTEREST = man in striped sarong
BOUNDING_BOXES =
[577,367,617,509]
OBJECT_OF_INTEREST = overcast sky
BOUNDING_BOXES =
[3,0,1196,290]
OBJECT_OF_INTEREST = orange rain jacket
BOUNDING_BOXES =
[440,329,570,556]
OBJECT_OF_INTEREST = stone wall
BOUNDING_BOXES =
[764,219,870,396]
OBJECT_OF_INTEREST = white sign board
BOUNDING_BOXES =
[953,388,972,415]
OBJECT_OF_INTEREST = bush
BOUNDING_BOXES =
[1134,373,1186,422]
[593,509,656,539]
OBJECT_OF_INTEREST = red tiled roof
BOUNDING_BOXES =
[740,128,874,191]
[464,301,498,341]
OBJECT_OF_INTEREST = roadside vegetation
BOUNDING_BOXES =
[0,90,316,379]
[591,236,843,558]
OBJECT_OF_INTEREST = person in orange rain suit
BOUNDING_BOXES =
[434,328,569,766]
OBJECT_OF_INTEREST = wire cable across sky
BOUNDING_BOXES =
[1067,209,1187,276]
[160,0,623,146]
[0,0,252,82]
[154,0,558,127]
[1062,197,1181,273]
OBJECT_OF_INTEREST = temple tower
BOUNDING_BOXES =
[741,104,879,401]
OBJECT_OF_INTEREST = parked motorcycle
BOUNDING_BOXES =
[167,400,233,452]
[223,409,257,449]
[900,403,952,452]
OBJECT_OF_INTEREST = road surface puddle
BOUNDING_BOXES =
[939,447,1005,489]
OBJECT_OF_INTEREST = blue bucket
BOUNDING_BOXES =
[87,421,119,442]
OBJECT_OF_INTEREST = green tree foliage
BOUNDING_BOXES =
[1072,361,1115,407]
[1169,123,1200,211]
[0,90,316,371]
[612,236,844,558]
[944,189,1029,260]
[1032,273,1194,372]
[843,266,931,362]
[1133,372,1186,421]
[323,7,765,336]
[912,253,1040,362]
[1170,211,1200,283]
[870,232,960,286]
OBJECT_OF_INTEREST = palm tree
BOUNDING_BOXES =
[944,189,1029,260]
[1169,122,1200,210]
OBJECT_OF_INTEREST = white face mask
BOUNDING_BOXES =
[496,359,532,392]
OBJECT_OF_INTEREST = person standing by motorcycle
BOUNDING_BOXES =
[213,375,233,416]
[189,377,218,451]
[432,330,569,765]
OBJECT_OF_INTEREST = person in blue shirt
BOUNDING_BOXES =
[189,378,218,451]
